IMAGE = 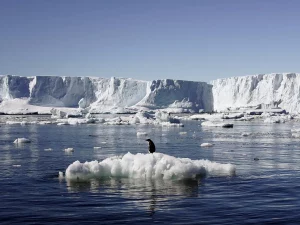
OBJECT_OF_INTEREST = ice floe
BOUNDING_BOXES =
[64,148,74,153]
[65,152,236,181]
[13,138,31,144]
[200,143,214,147]
[201,121,233,128]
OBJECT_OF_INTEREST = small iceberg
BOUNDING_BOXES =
[201,121,233,128]
[136,132,148,137]
[65,152,236,181]
[64,148,74,153]
[13,138,31,144]
[200,143,214,147]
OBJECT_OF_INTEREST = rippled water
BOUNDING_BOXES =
[1,118,300,224]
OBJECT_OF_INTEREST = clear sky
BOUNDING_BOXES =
[1,0,300,82]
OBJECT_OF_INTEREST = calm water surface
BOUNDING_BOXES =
[1,118,300,224]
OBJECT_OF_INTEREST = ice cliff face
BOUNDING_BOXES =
[3,73,299,114]
[211,73,300,113]
[0,75,213,113]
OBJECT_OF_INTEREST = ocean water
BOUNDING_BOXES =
[1,118,300,224]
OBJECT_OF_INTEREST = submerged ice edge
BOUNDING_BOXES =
[65,152,236,181]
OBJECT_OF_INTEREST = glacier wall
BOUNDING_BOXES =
[3,73,299,114]
[211,73,300,113]
[0,75,213,113]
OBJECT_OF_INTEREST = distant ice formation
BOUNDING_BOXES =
[1,73,300,114]
[0,75,213,114]
[65,152,236,181]
[212,73,300,113]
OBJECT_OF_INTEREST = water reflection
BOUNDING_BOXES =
[65,177,200,214]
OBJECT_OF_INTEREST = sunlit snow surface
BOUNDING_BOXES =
[65,152,235,181]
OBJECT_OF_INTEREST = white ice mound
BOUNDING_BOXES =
[201,121,233,128]
[200,143,214,147]
[65,152,236,181]
[13,138,31,143]
[64,148,74,153]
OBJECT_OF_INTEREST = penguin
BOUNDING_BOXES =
[145,139,156,153]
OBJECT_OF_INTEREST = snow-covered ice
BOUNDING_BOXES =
[13,138,31,144]
[201,121,234,128]
[64,148,74,153]
[0,75,213,114]
[212,73,300,113]
[136,132,148,137]
[200,143,214,147]
[65,152,236,181]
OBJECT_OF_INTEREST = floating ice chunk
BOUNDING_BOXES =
[292,133,300,138]
[57,122,69,126]
[137,132,148,136]
[201,121,233,128]
[222,113,244,119]
[51,108,67,119]
[44,148,53,151]
[155,111,181,124]
[64,148,74,153]
[13,138,31,144]
[129,111,154,124]
[241,132,251,137]
[235,116,255,121]
[13,165,21,167]
[200,143,214,147]
[6,121,21,125]
[161,122,184,127]
[93,147,102,150]
[38,121,53,125]
[58,171,64,179]
[291,128,300,138]
[264,117,285,123]
[65,152,236,181]
[179,132,187,135]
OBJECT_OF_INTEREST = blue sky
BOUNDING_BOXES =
[0,0,300,82]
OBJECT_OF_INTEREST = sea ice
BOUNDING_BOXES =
[64,148,74,153]
[200,143,214,147]
[13,138,31,144]
[201,121,233,128]
[65,152,236,181]
[136,132,148,137]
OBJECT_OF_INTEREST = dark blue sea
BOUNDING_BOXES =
[1,118,300,224]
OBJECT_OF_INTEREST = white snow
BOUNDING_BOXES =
[65,152,236,181]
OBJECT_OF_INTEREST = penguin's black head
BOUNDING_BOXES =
[145,139,151,142]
